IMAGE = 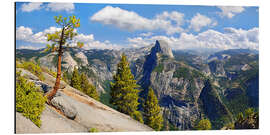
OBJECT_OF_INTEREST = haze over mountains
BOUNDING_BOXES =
[16,40,259,130]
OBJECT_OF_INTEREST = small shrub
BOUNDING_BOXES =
[89,128,98,132]
[16,71,46,127]
[195,119,212,130]
[19,61,45,81]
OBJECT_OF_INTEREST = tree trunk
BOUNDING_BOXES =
[46,52,62,101]
[46,27,65,102]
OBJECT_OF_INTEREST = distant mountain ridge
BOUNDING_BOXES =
[16,40,259,130]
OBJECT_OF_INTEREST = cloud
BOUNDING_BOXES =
[90,6,184,35]
[17,45,43,50]
[155,11,184,26]
[21,2,43,12]
[46,3,75,12]
[16,26,123,50]
[127,37,151,48]
[126,27,259,50]
[189,13,217,32]
[139,32,153,37]
[20,2,75,13]
[16,26,33,40]
[16,26,61,44]
[16,25,258,51]
[217,6,245,18]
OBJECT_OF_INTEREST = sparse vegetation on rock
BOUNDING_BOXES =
[17,61,45,81]
[16,71,46,127]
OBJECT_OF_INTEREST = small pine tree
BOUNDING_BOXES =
[110,54,143,122]
[80,73,99,101]
[44,15,83,101]
[144,88,163,131]
[70,68,81,91]
[234,108,259,129]
[195,119,212,130]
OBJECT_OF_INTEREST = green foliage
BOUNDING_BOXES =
[234,108,259,129]
[62,70,72,84]
[199,80,233,129]
[70,68,99,100]
[195,119,212,130]
[89,128,98,132]
[16,71,46,127]
[70,68,82,91]
[173,66,204,80]
[153,64,164,73]
[131,111,144,123]
[17,61,45,81]
[78,66,96,78]
[100,80,115,108]
[16,49,49,62]
[110,54,142,122]
[173,67,190,79]
[223,122,235,130]
[86,50,115,66]
[143,88,163,131]
[80,73,99,101]
[44,15,83,53]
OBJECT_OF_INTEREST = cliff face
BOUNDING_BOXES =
[131,40,205,129]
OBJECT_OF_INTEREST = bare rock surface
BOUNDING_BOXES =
[16,72,153,133]
[16,104,88,134]
[16,68,39,81]
[51,92,78,120]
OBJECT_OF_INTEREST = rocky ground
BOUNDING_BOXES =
[16,68,153,133]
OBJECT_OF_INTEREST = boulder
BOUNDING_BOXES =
[17,68,39,81]
[51,92,78,120]
[30,80,53,93]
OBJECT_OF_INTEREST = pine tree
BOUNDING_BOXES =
[195,119,212,130]
[70,68,81,91]
[144,87,163,131]
[44,15,83,101]
[110,54,143,122]
[234,108,259,129]
[80,73,99,101]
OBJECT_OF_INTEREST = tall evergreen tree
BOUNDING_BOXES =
[70,68,81,91]
[110,54,143,123]
[144,87,163,131]
[80,73,99,101]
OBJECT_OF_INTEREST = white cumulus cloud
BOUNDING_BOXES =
[46,3,75,12]
[139,32,153,37]
[90,6,185,35]
[16,26,61,44]
[126,27,259,50]
[16,26,124,50]
[17,45,43,50]
[21,2,43,12]
[189,13,217,32]
[217,6,245,18]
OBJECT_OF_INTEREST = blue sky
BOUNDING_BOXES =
[16,2,259,50]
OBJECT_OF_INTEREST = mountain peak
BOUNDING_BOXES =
[152,40,174,58]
